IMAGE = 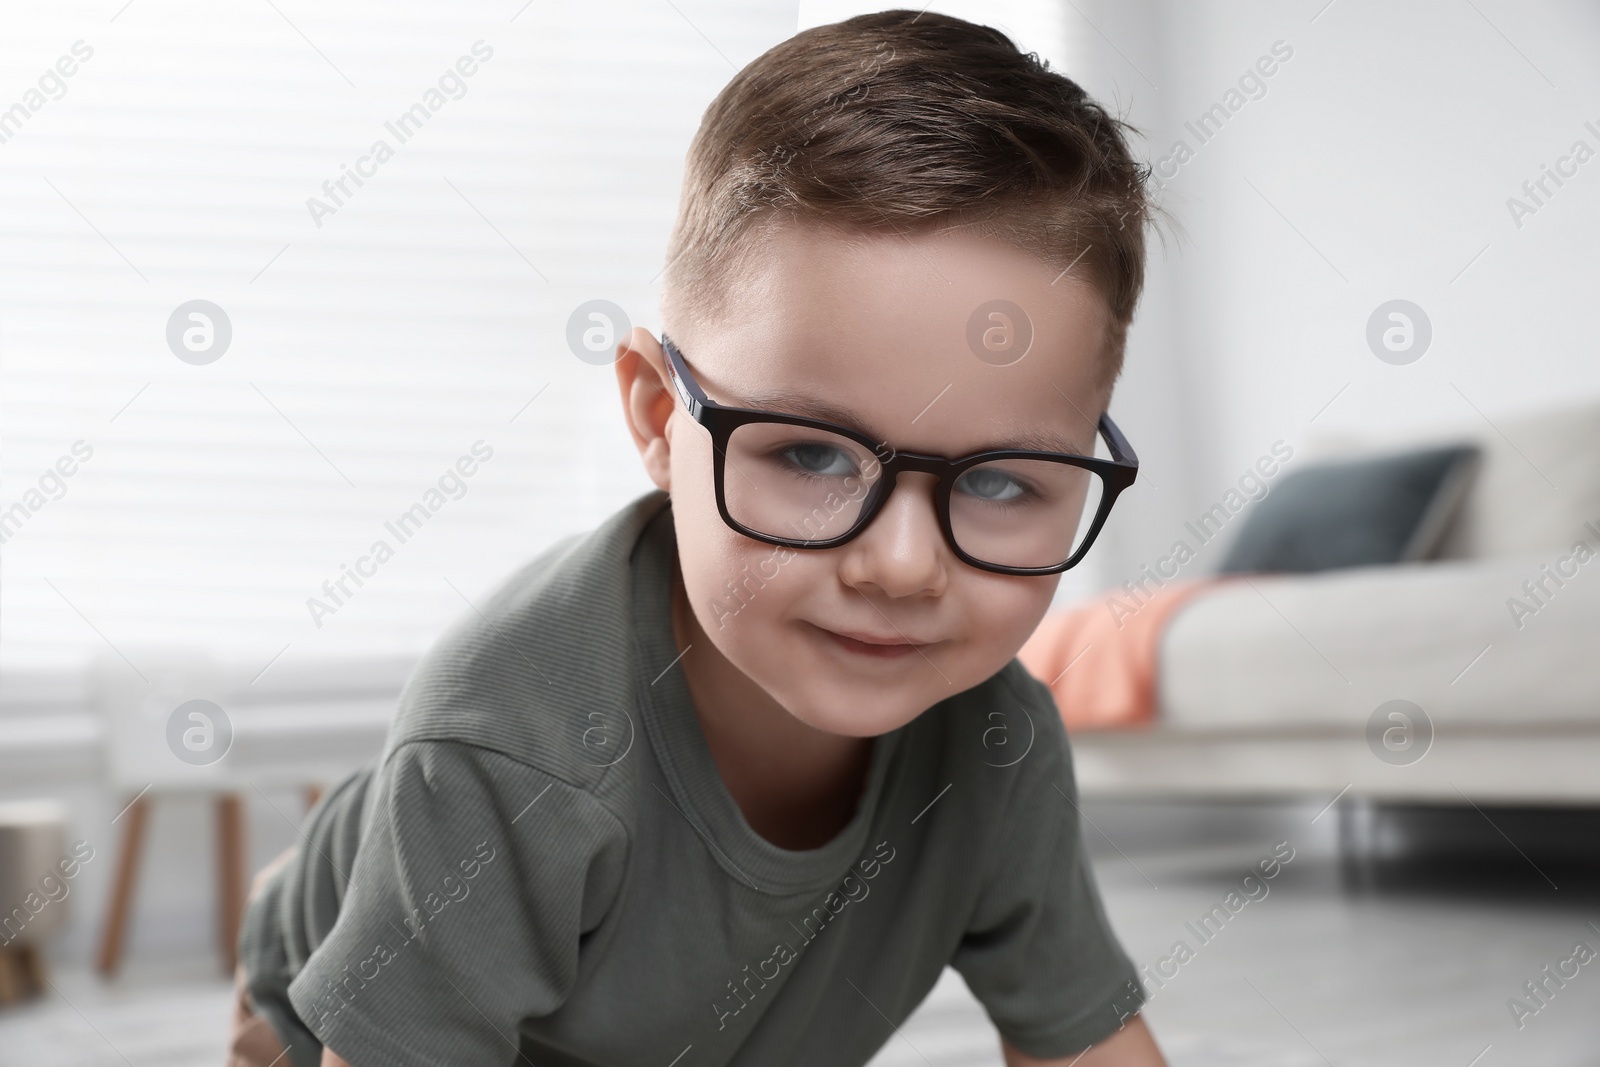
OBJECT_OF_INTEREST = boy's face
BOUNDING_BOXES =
[618,221,1114,739]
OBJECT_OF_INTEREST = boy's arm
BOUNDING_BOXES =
[952,670,1153,1060]
[1002,1014,1167,1066]
[284,741,627,1067]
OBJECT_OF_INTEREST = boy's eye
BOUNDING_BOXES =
[779,442,858,478]
[954,466,1028,502]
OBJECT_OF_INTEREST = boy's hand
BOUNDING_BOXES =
[322,1049,355,1067]
[1002,1014,1167,1067]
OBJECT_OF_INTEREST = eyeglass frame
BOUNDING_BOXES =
[659,333,1139,576]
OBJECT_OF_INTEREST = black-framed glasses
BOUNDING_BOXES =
[660,334,1138,576]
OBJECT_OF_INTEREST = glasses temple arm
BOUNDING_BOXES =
[1098,412,1139,470]
[659,334,708,417]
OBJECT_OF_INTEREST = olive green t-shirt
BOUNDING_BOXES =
[237,489,1144,1067]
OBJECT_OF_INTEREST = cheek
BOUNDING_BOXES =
[668,432,805,638]
[681,531,815,643]
[952,574,1057,670]
[666,415,716,521]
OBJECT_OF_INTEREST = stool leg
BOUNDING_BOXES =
[19,943,45,996]
[216,793,247,976]
[0,946,17,1003]
[97,794,150,977]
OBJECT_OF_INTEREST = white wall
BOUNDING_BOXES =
[1064,0,1600,587]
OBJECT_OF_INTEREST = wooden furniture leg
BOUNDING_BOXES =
[96,794,150,976]
[0,943,41,1003]
[216,793,247,976]
[0,946,17,1003]
[20,943,44,994]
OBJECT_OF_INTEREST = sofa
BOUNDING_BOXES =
[1068,398,1600,807]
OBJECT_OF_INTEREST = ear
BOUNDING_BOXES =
[614,327,676,492]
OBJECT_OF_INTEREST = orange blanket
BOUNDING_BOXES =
[1017,579,1223,731]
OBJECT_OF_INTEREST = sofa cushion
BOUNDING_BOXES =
[1218,445,1479,574]
[1160,553,1600,729]
[1308,398,1600,560]
[1436,398,1600,559]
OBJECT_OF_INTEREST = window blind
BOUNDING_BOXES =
[0,0,801,682]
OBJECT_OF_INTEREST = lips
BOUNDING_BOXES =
[811,622,934,659]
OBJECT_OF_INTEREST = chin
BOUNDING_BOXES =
[769,677,936,739]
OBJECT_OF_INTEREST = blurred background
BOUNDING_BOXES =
[1,0,1597,1063]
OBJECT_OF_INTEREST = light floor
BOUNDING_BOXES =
[871,841,1600,1067]
[3,818,1597,1066]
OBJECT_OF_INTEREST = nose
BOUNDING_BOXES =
[835,473,948,599]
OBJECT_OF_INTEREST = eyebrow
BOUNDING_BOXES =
[734,389,1092,456]
[738,390,880,437]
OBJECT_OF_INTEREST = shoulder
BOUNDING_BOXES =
[357,738,631,932]
[375,739,629,850]
[381,490,671,808]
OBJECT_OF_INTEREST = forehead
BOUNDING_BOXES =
[682,222,1113,455]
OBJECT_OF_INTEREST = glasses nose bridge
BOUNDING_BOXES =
[863,451,951,531]
[868,450,951,510]
[880,449,952,479]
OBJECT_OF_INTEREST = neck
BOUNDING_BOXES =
[669,559,873,850]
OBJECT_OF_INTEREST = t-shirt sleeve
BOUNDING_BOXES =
[285,739,627,1067]
[950,673,1146,1058]
[238,762,378,1067]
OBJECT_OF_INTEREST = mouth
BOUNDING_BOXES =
[810,622,933,660]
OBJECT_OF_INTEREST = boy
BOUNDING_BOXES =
[232,10,1167,1066]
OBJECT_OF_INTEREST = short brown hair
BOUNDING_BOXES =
[662,9,1152,384]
